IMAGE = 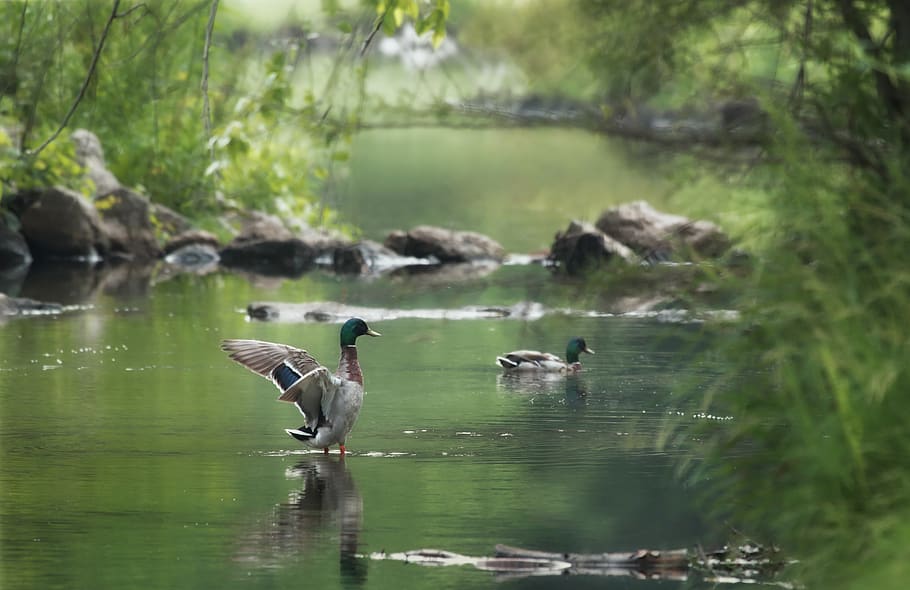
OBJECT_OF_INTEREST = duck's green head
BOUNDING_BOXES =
[565,337,595,364]
[340,317,381,347]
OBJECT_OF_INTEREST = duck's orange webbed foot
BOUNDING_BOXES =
[339,444,346,455]
[323,447,329,455]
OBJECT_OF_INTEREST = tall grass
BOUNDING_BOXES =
[684,114,910,588]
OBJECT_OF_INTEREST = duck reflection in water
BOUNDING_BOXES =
[235,456,366,586]
[496,372,590,409]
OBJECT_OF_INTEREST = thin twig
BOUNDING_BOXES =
[116,2,147,19]
[360,9,387,57]
[29,0,122,157]
[201,0,219,155]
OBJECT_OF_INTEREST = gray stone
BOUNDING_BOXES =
[152,203,194,237]
[385,225,505,263]
[163,229,220,255]
[95,187,162,260]
[230,211,294,243]
[0,292,63,317]
[595,201,730,260]
[71,128,121,196]
[16,187,110,260]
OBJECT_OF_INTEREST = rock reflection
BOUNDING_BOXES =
[235,456,366,586]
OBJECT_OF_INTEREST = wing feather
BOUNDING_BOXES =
[221,339,342,430]
[501,350,562,364]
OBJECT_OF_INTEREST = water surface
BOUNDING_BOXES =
[0,266,729,590]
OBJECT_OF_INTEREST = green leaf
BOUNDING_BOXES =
[337,21,352,34]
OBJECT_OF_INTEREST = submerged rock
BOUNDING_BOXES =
[0,292,64,316]
[162,230,221,274]
[245,300,548,323]
[385,225,505,263]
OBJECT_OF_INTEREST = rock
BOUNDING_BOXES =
[151,203,194,237]
[219,238,316,277]
[162,230,220,274]
[549,220,636,274]
[332,243,368,274]
[71,129,121,196]
[0,292,63,317]
[164,243,220,274]
[384,225,505,263]
[163,229,220,255]
[14,187,110,260]
[231,211,294,243]
[95,188,162,260]
[0,215,31,271]
[299,225,351,254]
[331,240,411,274]
[595,201,730,260]
[388,260,500,283]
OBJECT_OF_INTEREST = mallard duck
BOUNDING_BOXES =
[496,336,594,373]
[221,317,380,455]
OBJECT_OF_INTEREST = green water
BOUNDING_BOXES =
[2,130,728,589]
[336,128,669,253]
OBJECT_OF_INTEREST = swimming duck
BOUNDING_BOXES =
[221,317,380,455]
[496,336,594,373]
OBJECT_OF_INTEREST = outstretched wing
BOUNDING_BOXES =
[221,339,337,428]
[496,349,562,368]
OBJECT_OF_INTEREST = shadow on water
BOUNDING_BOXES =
[235,456,367,587]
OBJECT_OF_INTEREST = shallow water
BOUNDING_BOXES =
[1,125,738,588]
[0,264,732,589]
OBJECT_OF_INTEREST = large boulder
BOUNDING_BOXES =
[13,187,110,260]
[549,220,636,274]
[595,201,730,260]
[95,188,162,260]
[71,128,121,196]
[219,238,317,277]
[384,225,505,263]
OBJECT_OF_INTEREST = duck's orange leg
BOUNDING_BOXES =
[323,447,329,454]
[339,444,346,455]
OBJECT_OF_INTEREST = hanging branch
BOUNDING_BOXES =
[360,8,389,57]
[201,0,219,157]
[29,0,122,158]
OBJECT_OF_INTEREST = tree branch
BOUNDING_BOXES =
[201,0,219,154]
[29,0,122,158]
[836,0,906,122]
[360,8,389,57]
